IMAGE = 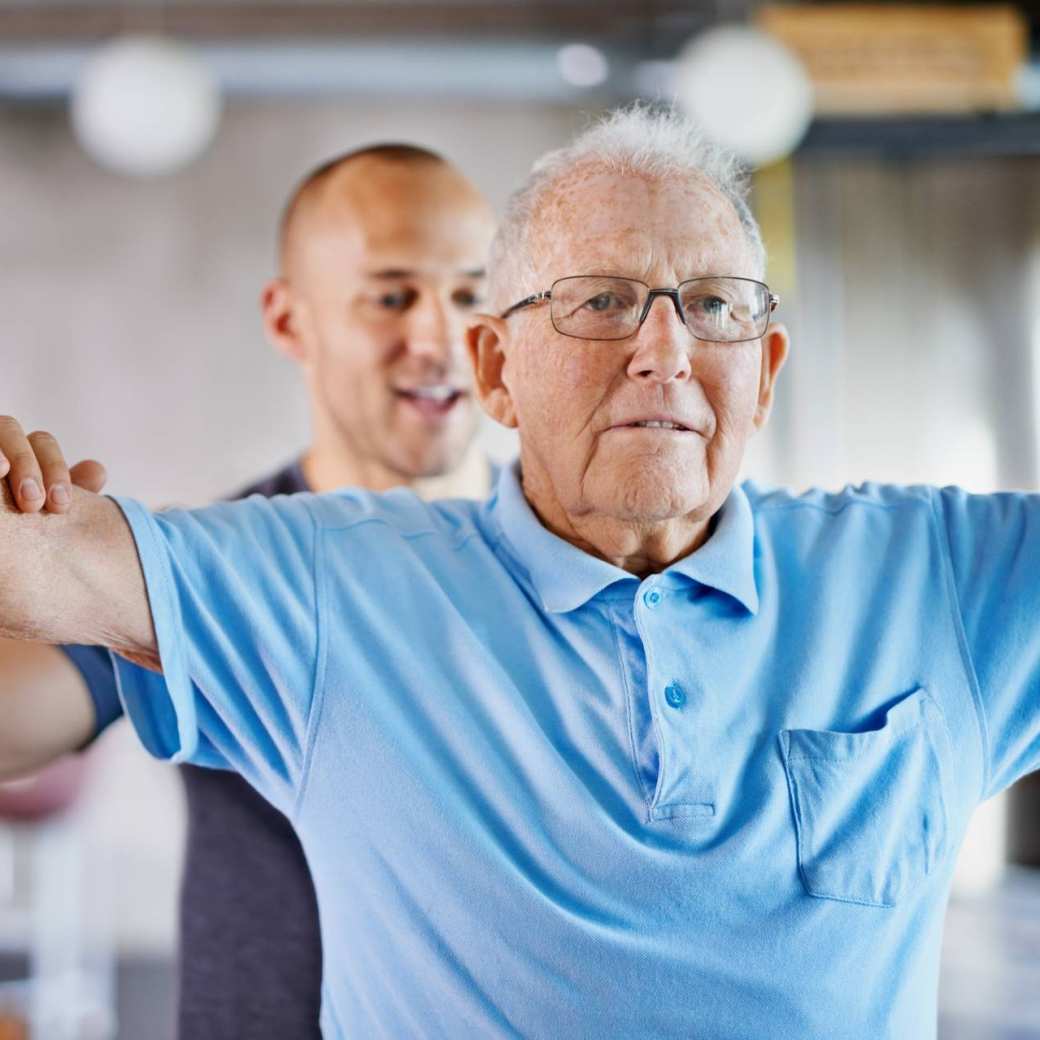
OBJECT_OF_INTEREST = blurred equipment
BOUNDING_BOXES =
[1009,772,1040,866]
[0,759,85,823]
[674,24,814,167]
[0,761,115,1039]
[757,4,1028,115]
[71,35,221,177]
[0,1011,26,1040]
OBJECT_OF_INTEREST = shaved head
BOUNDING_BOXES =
[280,144,456,275]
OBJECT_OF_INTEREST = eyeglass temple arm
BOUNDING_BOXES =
[500,291,552,320]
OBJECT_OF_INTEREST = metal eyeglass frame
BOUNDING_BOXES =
[499,275,780,343]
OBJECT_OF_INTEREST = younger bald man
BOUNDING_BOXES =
[0,143,496,1036]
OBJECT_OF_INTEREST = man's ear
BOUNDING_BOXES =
[261,278,308,364]
[466,315,518,429]
[753,322,790,430]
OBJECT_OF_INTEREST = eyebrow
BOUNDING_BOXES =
[366,268,486,280]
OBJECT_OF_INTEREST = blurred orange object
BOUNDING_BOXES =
[0,1010,27,1040]
[0,756,88,822]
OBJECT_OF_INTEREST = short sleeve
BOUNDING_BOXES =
[60,645,125,739]
[109,492,321,812]
[933,486,1040,799]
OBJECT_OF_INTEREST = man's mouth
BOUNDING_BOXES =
[624,420,692,431]
[395,385,466,419]
[612,417,697,432]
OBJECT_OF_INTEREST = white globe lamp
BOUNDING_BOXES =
[675,25,813,167]
[71,36,221,177]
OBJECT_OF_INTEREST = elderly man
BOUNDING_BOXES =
[2,105,1039,1038]
[0,143,495,1036]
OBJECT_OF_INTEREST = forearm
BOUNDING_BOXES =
[0,639,96,779]
[0,482,158,663]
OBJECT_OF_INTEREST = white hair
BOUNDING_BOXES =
[488,103,766,311]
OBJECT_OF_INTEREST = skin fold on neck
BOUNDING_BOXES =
[519,457,715,578]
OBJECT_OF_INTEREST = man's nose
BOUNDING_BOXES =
[407,297,460,365]
[626,293,693,384]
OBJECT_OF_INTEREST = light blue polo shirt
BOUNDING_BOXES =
[111,464,1040,1039]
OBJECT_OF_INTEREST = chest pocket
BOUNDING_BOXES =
[778,687,953,908]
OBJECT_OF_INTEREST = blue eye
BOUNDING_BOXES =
[688,295,731,324]
[584,293,622,312]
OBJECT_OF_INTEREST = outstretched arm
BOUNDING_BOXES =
[2,415,324,807]
[0,416,158,666]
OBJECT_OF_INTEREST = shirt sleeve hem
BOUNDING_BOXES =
[109,496,199,763]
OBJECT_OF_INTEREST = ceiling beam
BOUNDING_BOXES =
[0,1,709,46]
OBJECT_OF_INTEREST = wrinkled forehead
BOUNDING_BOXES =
[528,168,756,286]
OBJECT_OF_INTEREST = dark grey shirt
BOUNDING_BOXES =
[64,459,322,1039]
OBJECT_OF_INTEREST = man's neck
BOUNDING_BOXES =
[541,512,711,579]
[520,466,713,579]
[300,441,491,503]
[410,445,492,502]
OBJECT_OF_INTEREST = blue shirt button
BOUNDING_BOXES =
[664,683,686,709]
[643,588,663,608]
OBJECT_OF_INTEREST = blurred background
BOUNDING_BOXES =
[3,0,1040,1036]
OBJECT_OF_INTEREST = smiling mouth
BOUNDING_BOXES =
[395,386,466,418]
[615,419,696,432]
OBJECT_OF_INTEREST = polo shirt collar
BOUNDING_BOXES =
[492,462,758,616]
[667,480,759,614]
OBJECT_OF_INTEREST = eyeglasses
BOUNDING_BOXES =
[500,275,779,343]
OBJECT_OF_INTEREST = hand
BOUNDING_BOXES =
[0,417,107,515]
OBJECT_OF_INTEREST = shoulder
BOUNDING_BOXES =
[743,479,1040,562]
[743,479,934,518]
[300,487,484,548]
[152,486,486,567]
[745,480,1040,523]
[740,480,942,564]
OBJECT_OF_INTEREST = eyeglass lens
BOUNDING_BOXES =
[549,276,769,342]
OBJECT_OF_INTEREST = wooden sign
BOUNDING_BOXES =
[756,5,1028,114]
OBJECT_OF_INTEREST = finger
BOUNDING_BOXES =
[26,430,72,514]
[0,416,45,513]
[69,459,107,494]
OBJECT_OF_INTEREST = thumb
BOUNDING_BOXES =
[69,459,108,494]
